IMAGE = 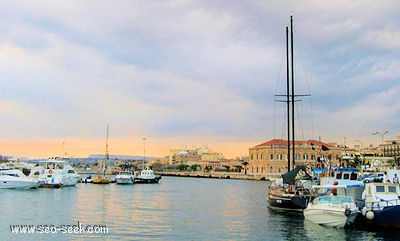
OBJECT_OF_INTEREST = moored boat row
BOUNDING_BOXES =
[88,166,162,185]
[0,157,161,190]
[266,16,400,232]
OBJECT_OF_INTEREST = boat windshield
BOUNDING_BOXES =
[317,195,353,205]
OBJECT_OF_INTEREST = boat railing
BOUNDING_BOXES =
[363,199,400,211]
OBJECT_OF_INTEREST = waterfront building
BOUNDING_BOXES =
[247,139,342,178]
[382,135,400,162]
[169,145,224,166]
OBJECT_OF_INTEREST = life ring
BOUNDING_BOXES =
[98,175,102,179]
[48,170,53,174]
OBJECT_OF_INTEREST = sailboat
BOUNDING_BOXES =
[266,16,315,212]
[92,125,111,184]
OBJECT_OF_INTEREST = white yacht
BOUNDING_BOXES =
[29,157,80,187]
[115,171,135,184]
[304,185,359,228]
[135,166,161,184]
[0,164,40,189]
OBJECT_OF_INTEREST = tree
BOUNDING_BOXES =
[191,164,201,171]
[352,156,362,168]
[177,164,188,171]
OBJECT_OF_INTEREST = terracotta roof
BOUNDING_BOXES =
[254,139,333,148]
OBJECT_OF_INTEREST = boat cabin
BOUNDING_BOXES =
[363,183,400,210]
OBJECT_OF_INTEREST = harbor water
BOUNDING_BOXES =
[1,176,399,240]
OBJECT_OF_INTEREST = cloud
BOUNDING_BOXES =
[0,1,399,158]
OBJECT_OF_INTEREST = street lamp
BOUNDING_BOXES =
[372,131,388,144]
[62,141,65,157]
[142,138,146,168]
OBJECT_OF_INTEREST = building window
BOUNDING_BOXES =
[270,166,274,173]
[311,154,315,160]
[296,154,300,160]
[278,167,281,173]
[278,154,282,160]
[270,154,274,159]
[303,154,308,160]
[260,153,264,160]
[251,154,254,160]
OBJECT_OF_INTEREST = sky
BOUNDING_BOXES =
[0,0,399,159]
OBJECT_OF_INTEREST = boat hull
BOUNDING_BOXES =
[0,178,40,189]
[267,193,311,212]
[356,205,400,228]
[135,176,161,184]
[92,178,110,184]
[92,174,111,184]
[304,208,357,228]
[38,175,80,187]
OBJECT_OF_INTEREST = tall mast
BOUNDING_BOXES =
[290,16,295,168]
[105,124,109,160]
[286,26,291,172]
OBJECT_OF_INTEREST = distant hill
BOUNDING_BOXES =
[88,154,154,161]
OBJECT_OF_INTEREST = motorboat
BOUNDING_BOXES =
[304,185,359,228]
[82,176,93,183]
[0,164,40,189]
[115,171,135,184]
[92,175,111,184]
[28,157,80,187]
[135,166,161,184]
[355,182,400,229]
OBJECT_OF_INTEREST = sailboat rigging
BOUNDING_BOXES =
[267,16,314,212]
[92,125,111,184]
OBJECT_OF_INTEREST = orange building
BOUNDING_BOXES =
[247,139,341,178]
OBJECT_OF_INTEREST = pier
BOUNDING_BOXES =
[156,171,278,181]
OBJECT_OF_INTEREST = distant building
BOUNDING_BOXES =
[247,139,342,177]
[169,145,224,166]
[382,135,400,161]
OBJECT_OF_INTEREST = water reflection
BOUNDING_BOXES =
[1,177,398,240]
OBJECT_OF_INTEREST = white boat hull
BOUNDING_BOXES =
[304,208,350,228]
[39,175,80,187]
[0,176,40,189]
